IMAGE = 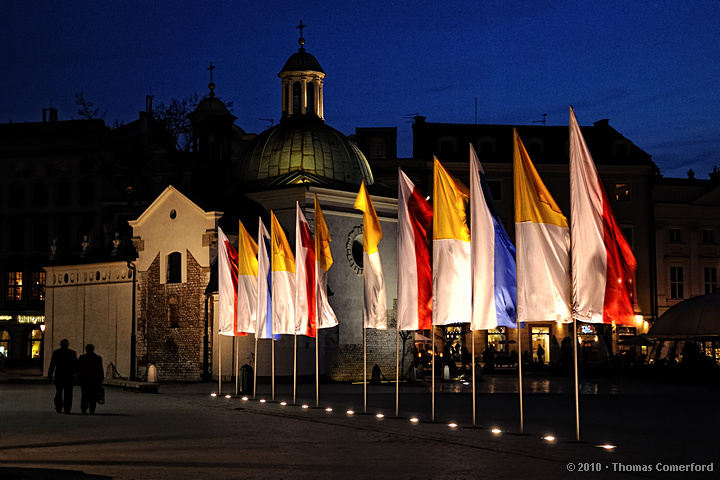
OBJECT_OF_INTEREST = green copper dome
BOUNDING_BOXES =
[238,117,373,190]
[280,50,325,74]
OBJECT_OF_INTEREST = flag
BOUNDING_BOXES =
[295,202,316,337]
[570,106,637,325]
[256,219,274,339]
[271,211,296,335]
[236,220,258,335]
[314,195,338,329]
[433,157,471,325]
[397,169,433,331]
[513,129,572,323]
[218,227,239,336]
[354,180,387,329]
[470,145,517,330]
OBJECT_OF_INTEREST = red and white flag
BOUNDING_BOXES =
[397,169,433,331]
[218,227,239,336]
[570,106,637,325]
[295,202,317,337]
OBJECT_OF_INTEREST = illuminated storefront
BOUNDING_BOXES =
[0,314,45,366]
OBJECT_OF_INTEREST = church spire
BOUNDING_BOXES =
[297,20,307,52]
[279,22,326,121]
[207,62,216,98]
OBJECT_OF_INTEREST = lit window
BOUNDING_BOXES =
[167,252,182,284]
[7,272,22,301]
[702,229,716,245]
[0,330,10,357]
[668,228,682,243]
[704,267,717,295]
[27,329,42,358]
[670,266,684,299]
[615,183,631,202]
[31,272,46,301]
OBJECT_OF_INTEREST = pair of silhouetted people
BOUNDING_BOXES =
[48,340,103,414]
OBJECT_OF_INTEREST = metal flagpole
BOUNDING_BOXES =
[395,329,400,417]
[315,331,320,408]
[573,318,580,441]
[363,326,367,413]
[431,326,435,422]
[235,337,239,397]
[218,333,222,395]
[472,329,476,426]
[293,333,297,405]
[518,324,524,434]
[253,337,258,400]
[271,337,275,402]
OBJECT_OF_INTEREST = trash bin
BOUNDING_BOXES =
[240,364,253,394]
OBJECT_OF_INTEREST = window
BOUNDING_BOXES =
[487,180,502,201]
[7,272,22,301]
[77,182,96,205]
[8,219,25,252]
[704,267,717,294]
[615,183,631,202]
[369,138,387,159]
[31,272,46,301]
[7,185,25,207]
[168,295,180,328]
[670,266,684,299]
[167,252,182,284]
[292,82,301,114]
[55,182,72,206]
[0,331,10,357]
[702,229,716,245]
[32,220,47,251]
[306,82,315,114]
[31,184,48,207]
[620,226,634,249]
[668,228,682,243]
[487,327,507,353]
[27,329,42,358]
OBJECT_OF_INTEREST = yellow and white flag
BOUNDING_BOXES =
[513,129,571,323]
[433,157,471,325]
[271,212,296,335]
[354,180,387,329]
[236,221,258,334]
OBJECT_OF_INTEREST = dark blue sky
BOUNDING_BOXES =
[3,1,718,178]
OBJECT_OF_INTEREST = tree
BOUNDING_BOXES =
[74,91,105,120]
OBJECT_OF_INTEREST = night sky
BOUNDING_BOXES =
[3,1,718,178]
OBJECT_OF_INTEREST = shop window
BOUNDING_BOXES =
[7,272,22,301]
[31,272,46,301]
[702,229,716,245]
[668,228,682,243]
[27,329,42,358]
[531,326,550,364]
[168,295,180,328]
[704,267,717,295]
[615,183,631,202]
[0,330,10,357]
[487,327,507,353]
[167,252,182,284]
[670,266,684,299]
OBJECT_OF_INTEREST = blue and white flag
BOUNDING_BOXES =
[470,144,517,330]
[256,218,277,339]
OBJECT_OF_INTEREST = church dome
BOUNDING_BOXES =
[187,96,236,124]
[280,50,325,74]
[238,116,373,190]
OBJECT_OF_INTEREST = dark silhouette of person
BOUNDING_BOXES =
[48,339,77,414]
[77,344,104,414]
[537,344,545,364]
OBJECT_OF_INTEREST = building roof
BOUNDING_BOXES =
[237,116,373,191]
[279,49,325,74]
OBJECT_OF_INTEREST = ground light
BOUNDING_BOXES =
[542,435,556,442]
[597,444,616,450]
[448,423,458,428]
[462,381,470,385]
[280,401,287,406]
[410,417,419,423]
[225,395,231,399]
[346,410,354,416]
[241,397,248,401]
[376,413,384,418]
[491,428,502,435]
[259,399,266,403]
[210,393,217,397]
[302,405,309,409]
[325,407,333,412]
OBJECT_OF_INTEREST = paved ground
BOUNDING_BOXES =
[0,371,717,479]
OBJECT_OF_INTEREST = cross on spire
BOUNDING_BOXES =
[296,20,306,38]
[207,62,216,97]
[207,62,215,84]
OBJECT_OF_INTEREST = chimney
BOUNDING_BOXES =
[146,95,154,114]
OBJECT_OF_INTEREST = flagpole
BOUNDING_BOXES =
[395,329,400,417]
[235,336,239,397]
[253,337,258,400]
[472,329,476,427]
[431,326,435,422]
[315,331,319,408]
[363,326,367,414]
[518,324,524,434]
[271,337,275,402]
[293,332,297,405]
[573,318,580,441]
[218,333,222,395]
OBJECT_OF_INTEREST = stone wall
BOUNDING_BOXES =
[136,250,209,381]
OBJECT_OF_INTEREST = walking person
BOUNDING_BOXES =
[48,339,77,414]
[77,344,104,414]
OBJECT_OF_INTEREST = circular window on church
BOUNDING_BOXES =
[346,225,364,275]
